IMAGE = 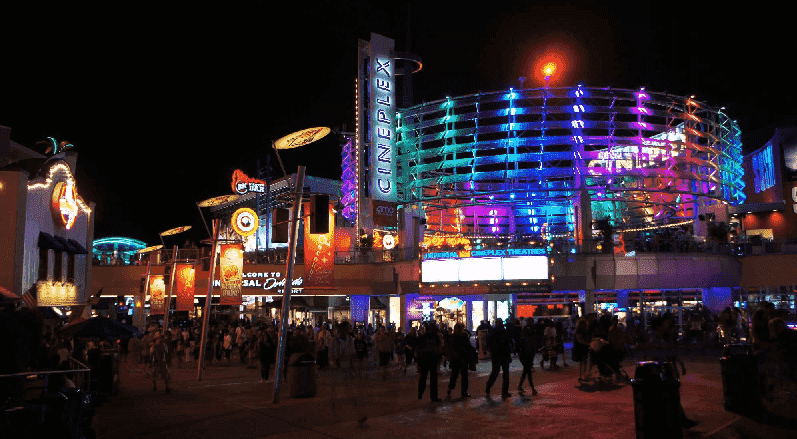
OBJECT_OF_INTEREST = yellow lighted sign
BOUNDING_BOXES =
[161,225,192,236]
[137,244,164,254]
[198,194,240,207]
[232,208,258,237]
[51,181,79,229]
[274,127,331,150]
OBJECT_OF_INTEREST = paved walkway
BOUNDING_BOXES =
[92,347,795,438]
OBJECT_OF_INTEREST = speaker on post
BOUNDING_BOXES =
[309,194,329,234]
[271,208,290,243]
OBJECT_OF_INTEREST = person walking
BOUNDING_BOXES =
[543,319,559,370]
[416,323,442,402]
[150,335,170,393]
[485,318,513,398]
[374,326,394,381]
[517,323,539,396]
[446,323,474,398]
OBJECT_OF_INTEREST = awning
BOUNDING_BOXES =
[67,239,88,254]
[38,232,67,251]
[370,296,387,310]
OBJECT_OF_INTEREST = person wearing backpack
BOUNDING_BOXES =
[416,322,442,402]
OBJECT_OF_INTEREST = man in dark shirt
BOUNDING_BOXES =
[485,319,512,398]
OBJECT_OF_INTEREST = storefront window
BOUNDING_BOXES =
[496,300,509,322]
[488,301,496,324]
[471,301,484,332]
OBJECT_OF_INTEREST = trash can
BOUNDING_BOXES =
[288,353,317,398]
[720,343,758,412]
[631,361,683,439]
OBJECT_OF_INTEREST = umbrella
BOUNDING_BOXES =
[59,316,139,340]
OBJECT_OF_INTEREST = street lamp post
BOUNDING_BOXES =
[273,166,305,404]
[160,225,192,333]
[194,194,240,382]
[269,126,329,404]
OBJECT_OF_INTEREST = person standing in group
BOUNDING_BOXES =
[404,327,418,373]
[394,330,407,373]
[223,330,233,366]
[258,327,276,382]
[543,319,559,370]
[485,318,513,398]
[573,318,590,382]
[517,322,539,396]
[446,323,474,398]
[374,326,394,381]
[416,323,442,402]
[315,324,332,369]
[555,321,568,367]
[353,331,369,380]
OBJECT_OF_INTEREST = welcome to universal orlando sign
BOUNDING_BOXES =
[213,272,303,294]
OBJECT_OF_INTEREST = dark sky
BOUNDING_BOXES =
[2,1,793,246]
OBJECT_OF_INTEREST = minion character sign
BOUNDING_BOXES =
[218,244,244,305]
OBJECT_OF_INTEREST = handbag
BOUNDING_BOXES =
[468,345,479,370]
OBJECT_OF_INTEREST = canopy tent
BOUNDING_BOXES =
[59,316,139,340]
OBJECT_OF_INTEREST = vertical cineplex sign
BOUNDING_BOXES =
[369,33,397,202]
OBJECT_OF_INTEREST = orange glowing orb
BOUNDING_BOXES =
[533,52,567,86]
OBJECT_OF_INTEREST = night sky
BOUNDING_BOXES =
[2,1,793,246]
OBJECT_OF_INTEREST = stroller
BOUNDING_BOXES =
[581,338,629,388]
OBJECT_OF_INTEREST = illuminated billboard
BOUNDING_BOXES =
[421,254,549,283]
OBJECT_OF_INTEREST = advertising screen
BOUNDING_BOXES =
[459,257,502,281]
[421,259,459,283]
[502,255,549,280]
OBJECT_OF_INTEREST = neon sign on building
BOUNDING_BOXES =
[370,33,396,202]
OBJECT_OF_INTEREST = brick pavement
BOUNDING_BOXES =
[91,347,795,438]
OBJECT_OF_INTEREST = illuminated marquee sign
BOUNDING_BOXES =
[423,247,547,260]
[36,280,79,306]
[51,181,79,229]
[370,33,396,202]
[421,254,549,283]
[231,169,265,195]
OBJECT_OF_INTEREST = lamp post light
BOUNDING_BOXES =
[160,225,192,334]
[271,126,329,404]
[135,244,163,331]
[195,194,241,382]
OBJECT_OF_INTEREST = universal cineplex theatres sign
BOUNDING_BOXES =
[213,271,304,294]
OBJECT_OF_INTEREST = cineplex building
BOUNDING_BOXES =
[91,33,797,332]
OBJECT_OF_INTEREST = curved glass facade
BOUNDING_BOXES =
[396,86,744,237]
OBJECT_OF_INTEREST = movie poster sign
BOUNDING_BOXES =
[174,263,196,311]
[303,203,335,289]
[219,244,244,305]
[149,275,166,315]
[784,140,797,182]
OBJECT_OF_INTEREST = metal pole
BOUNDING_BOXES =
[273,141,287,177]
[197,202,212,239]
[273,166,305,404]
[197,219,221,382]
[164,245,179,333]
[137,259,152,331]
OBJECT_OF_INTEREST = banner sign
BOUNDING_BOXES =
[303,203,335,289]
[149,275,166,315]
[36,280,79,307]
[219,244,244,305]
[174,263,196,311]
